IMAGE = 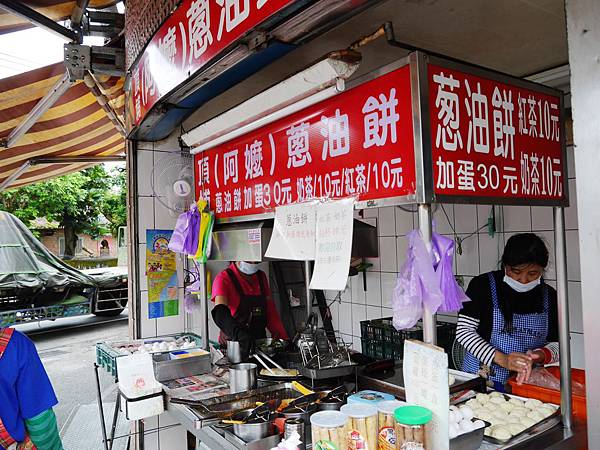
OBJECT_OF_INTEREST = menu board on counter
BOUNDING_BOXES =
[309,198,354,291]
[265,202,317,260]
[403,339,450,450]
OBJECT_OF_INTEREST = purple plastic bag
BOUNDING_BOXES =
[168,204,200,255]
[392,230,467,330]
[432,233,469,313]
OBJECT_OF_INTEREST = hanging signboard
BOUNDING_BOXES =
[194,61,417,220]
[127,0,296,130]
[424,54,568,206]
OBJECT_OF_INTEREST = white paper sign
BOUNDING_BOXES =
[403,340,450,450]
[309,198,354,291]
[265,203,317,260]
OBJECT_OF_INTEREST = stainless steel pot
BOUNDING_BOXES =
[231,410,274,443]
[229,363,257,394]
[227,341,242,364]
[317,400,344,411]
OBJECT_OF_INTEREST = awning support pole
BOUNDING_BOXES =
[1,72,72,148]
[419,203,437,345]
[0,0,79,42]
[554,206,573,430]
[198,262,210,351]
[305,261,312,322]
[0,161,31,192]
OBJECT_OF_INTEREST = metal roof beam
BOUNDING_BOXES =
[1,72,73,149]
[0,0,79,42]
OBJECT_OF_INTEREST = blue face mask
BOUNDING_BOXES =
[238,261,259,275]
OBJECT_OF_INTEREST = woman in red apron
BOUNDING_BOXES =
[211,261,289,359]
[0,327,63,450]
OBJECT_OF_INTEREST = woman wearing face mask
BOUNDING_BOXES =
[456,233,559,391]
[211,261,289,358]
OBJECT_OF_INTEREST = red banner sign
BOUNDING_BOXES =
[428,63,565,202]
[127,0,295,129]
[194,64,417,219]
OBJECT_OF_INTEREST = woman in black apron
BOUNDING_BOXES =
[211,261,289,359]
[457,233,559,391]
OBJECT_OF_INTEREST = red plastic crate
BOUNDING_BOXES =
[508,366,587,420]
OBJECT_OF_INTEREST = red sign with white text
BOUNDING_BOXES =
[194,64,417,219]
[127,0,295,130]
[428,63,565,203]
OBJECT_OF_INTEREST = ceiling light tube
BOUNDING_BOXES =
[183,53,360,152]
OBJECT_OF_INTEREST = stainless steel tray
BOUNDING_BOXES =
[152,352,211,382]
[458,393,560,446]
[299,362,357,380]
[171,382,302,420]
[449,420,489,450]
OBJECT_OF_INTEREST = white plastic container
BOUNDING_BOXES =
[310,411,347,450]
[341,403,378,450]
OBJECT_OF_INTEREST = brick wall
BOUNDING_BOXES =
[39,230,117,258]
[125,0,180,69]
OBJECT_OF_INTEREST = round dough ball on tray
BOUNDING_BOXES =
[510,407,528,417]
[499,402,514,413]
[459,406,474,421]
[507,414,522,424]
[508,423,527,435]
[538,407,555,418]
[521,417,536,428]
[490,396,506,405]
[525,398,543,410]
[476,393,490,404]
[485,402,499,411]
[466,399,480,409]
[490,417,507,426]
[509,398,525,408]
[492,410,509,419]
[527,411,544,423]
[490,391,504,399]
[492,426,513,441]
[477,411,494,422]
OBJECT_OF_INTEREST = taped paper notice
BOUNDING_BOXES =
[265,203,317,260]
[309,198,354,291]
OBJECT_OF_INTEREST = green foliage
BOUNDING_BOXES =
[0,164,127,238]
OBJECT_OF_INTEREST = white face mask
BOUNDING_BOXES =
[238,261,259,275]
[503,274,541,293]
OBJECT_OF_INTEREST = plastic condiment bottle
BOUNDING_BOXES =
[394,406,432,450]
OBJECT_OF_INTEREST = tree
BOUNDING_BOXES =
[101,167,128,237]
[0,165,121,259]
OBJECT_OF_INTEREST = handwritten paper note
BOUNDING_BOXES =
[403,339,449,450]
[265,203,317,260]
[309,198,354,291]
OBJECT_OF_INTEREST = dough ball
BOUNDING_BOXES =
[477,411,493,422]
[485,402,498,411]
[459,419,475,433]
[492,410,509,420]
[473,420,486,430]
[525,399,543,410]
[508,423,526,435]
[490,396,506,405]
[509,398,525,408]
[476,393,490,404]
[520,417,536,428]
[466,399,480,409]
[527,411,544,423]
[538,407,555,418]
[542,403,557,410]
[492,426,512,441]
[484,426,495,437]
[490,417,507,426]
[510,407,528,417]
[449,410,460,424]
[449,422,460,439]
[459,406,474,421]
[507,414,522,424]
[499,402,514,412]
[490,391,504,399]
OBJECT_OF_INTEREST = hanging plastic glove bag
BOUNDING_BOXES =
[168,204,200,255]
[392,230,444,330]
[431,233,469,313]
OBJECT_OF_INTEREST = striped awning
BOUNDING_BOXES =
[0,62,125,189]
[0,1,120,35]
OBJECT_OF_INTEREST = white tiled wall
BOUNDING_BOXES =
[135,138,201,448]
[324,147,585,369]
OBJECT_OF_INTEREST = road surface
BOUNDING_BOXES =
[15,313,129,431]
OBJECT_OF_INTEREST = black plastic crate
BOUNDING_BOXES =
[360,317,456,362]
